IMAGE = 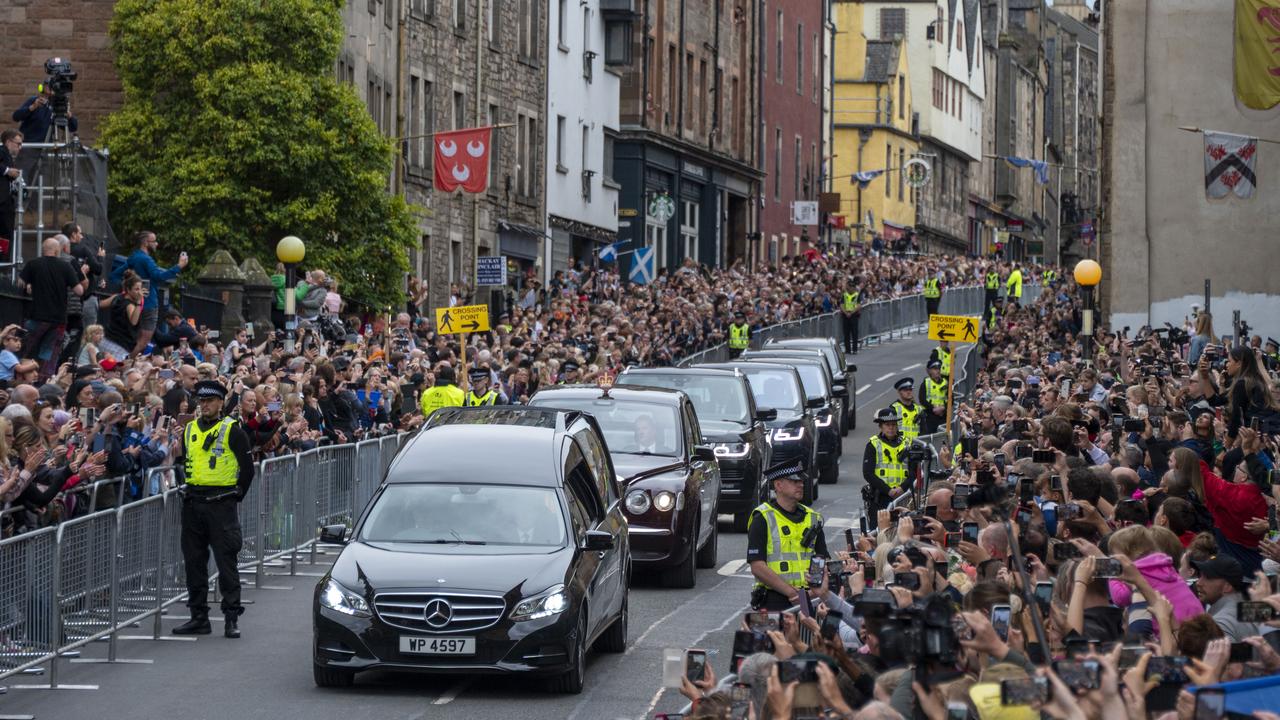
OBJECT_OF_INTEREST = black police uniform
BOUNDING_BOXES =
[174,381,255,638]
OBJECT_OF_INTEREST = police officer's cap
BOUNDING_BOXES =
[875,407,900,424]
[894,377,914,391]
[563,360,580,372]
[765,462,806,484]
[1268,337,1279,349]
[927,360,942,370]
[734,310,745,318]
[468,366,489,380]
[194,380,227,401]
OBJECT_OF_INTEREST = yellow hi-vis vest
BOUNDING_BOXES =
[842,291,860,313]
[749,502,821,590]
[870,435,908,488]
[923,278,941,299]
[936,348,952,377]
[466,390,498,406]
[729,323,750,349]
[986,272,1000,290]
[924,377,948,407]
[184,417,240,487]
[893,400,920,441]
[1043,269,1057,283]
[1007,270,1023,298]
[420,384,465,416]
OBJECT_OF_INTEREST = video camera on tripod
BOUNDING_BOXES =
[39,57,77,127]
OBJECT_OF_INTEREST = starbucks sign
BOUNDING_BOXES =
[647,192,676,223]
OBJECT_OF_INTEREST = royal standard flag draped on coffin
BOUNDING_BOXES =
[1236,0,1280,110]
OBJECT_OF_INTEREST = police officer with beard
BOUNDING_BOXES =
[173,380,254,639]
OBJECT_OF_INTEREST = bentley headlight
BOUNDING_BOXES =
[653,491,677,512]
[625,489,651,515]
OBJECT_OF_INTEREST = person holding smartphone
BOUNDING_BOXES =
[746,462,827,611]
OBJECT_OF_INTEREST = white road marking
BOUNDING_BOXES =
[432,679,470,705]
[875,372,894,382]
[901,363,921,371]
[716,559,746,576]
[856,384,871,395]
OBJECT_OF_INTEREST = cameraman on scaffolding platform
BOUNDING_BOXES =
[12,82,77,145]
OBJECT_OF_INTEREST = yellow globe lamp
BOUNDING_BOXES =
[1073,259,1102,288]
[276,235,306,265]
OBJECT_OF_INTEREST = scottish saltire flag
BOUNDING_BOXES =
[598,242,619,262]
[853,170,885,189]
[630,247,655,284]
[1003,156,1050,185]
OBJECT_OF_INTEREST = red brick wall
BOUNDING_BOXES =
[0,0,122,145]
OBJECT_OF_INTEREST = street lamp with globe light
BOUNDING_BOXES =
[276,236,306,352]
[1074,259,1102,367]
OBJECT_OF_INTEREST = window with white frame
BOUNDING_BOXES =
[680,199,699,262]
[647,218,668,269]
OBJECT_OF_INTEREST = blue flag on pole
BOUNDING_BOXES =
[853,170,885,189]
[630,247,655,285]
[1003,156,1051,185]
[598,242,619,262]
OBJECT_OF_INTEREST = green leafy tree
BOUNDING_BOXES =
[101,0,417,310]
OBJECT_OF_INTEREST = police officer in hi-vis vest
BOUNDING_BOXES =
[923,272,943,318]
[419,364,465,416]
[728,311,751,359]
[890,377,921,443]
[840,280,861,355]
[861,407,908,531]
[919,359,948,435]
[747,462,827,610]
[984,266,1001,315]
[930,339,953,380]
[173,380,255,639]
[465,365,505,406]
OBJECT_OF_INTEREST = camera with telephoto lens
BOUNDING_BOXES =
[876,593,961,668]
[41,57,77,122]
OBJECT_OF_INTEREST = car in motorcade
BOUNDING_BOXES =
[738,347,843,440]
[738,352,842,486]
[312,406,629,694]
[527,384,720,588]
[613,366,774,532]
[762,337,857,434]
[694,361,820,504]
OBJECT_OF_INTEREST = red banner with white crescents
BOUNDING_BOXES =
[433,127,492,194]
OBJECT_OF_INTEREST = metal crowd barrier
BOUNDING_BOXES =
[676,285,1032,367]
[0,433,407,685]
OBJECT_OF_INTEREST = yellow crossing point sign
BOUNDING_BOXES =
[928,314,980,344]
[435,304,490,335]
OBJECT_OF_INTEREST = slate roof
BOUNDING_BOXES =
[864,40,899,83]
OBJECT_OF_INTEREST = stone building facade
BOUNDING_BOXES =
[611,0,761,272]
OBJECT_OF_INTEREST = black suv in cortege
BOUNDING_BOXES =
[762,337,857,434]
[695,361,820,504]
[615,367,773,532]
[312,406,629,694]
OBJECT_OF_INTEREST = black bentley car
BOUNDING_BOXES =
[529,385,721,588]
[763,337,857,433]
[312,406,629,694]
[615,366,774,531]
[695,361,820,504]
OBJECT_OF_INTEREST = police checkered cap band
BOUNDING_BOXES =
[765,462,806,483]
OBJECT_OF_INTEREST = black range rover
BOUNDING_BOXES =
[312,406,629,694]
[614,366,773,532]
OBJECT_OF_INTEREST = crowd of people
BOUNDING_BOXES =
[0,233,1034,536]
[672,274,1280,718]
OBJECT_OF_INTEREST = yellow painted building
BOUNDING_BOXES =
[831,1,920,245]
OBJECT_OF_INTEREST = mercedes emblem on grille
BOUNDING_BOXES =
[423,598,453,628]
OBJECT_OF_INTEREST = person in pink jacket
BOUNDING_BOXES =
[1106,525,1204,624]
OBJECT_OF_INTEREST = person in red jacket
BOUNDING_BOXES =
[1193,429,1271,575]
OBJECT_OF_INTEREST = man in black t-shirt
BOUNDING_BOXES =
[18,236,85,378]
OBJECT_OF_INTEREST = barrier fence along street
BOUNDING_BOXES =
[0,285,1038,688]
[0,432,405,687]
